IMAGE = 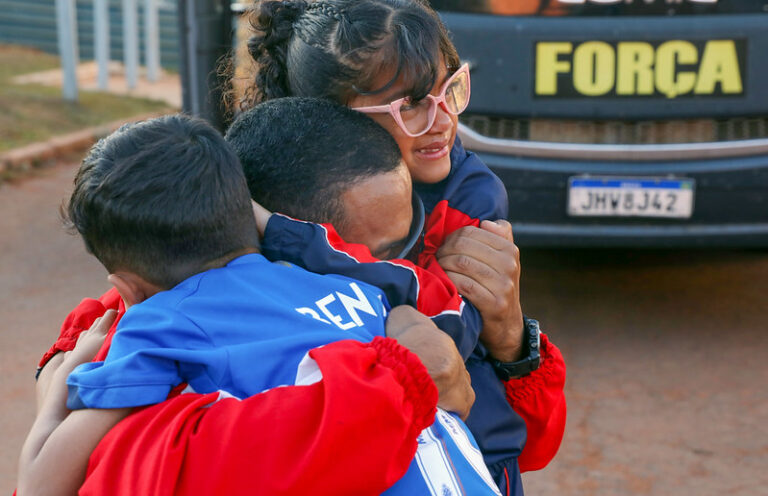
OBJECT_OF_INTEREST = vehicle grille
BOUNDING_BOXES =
[459,115,768,145]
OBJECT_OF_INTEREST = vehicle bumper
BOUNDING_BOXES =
[477,148,768,247]
[511,222,768,248]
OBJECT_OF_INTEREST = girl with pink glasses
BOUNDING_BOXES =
[240,1,567,495]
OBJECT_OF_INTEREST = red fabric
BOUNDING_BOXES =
[38,287,123,369]
[80,337,436,496]
[504,332,567,472]
[419,199,481,259]
[416,200,481,315]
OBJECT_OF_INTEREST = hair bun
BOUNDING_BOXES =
[256,0,309,30]
[246,0,311,105]
[276,0,309,22]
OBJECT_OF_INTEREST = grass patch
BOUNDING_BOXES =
[0,44,173,152]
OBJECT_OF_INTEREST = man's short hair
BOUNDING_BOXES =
[65,114,259,289]
[224,97,402,231]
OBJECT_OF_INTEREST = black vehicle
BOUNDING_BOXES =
[433,0,768,247]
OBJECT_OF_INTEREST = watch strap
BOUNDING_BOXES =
[489,317,541,381]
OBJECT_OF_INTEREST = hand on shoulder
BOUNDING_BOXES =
[386,306,475,419]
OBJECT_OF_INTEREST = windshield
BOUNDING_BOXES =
[429,0,768,16]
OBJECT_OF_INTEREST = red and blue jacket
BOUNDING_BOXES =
[257,138,566,495]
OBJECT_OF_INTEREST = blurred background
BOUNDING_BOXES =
[1,1,767,495]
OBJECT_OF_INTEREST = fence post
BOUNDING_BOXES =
[144,0,160,82]
[55,0,79,101]
[122,0,139,89]
[94,0,110,90]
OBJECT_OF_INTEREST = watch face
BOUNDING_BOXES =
[526,317,541,348]
[523,317,541,374]
[490,317,543,379]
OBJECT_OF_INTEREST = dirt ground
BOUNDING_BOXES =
[2,161,767,495]
[519,246,768,495]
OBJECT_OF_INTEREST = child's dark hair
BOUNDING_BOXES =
[225,97,402,232]
[65,114,259,289]
[241,0,460,109]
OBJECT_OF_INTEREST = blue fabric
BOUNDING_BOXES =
[430,305,482,361]
[67,254,388,408]
[67,253,502,495]
[389,408,503,496]
[262,218,423,320]
[465,357,527,495]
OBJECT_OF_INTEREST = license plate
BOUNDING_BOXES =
[567,177,695,218]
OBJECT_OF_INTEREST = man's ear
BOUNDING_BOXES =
[107,273,158,308]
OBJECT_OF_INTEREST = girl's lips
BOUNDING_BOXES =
[415,142,450,160]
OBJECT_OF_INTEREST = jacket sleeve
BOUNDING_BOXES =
[422,145,567,473]
[80,337,437,496]
[505,332,567,472]
[261,214,483,360]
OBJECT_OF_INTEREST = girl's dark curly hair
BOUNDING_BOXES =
[238,0,460,111]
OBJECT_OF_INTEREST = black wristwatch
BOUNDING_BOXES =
[489,317,541,381]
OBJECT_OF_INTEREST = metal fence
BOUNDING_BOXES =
[0,0,180,72]
[2,0,241,123]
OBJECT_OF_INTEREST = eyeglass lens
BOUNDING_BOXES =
[398,69,470,135]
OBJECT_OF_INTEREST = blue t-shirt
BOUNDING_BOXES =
[67,253,501,496]
[68,253,389,407]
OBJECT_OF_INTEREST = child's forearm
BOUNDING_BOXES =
[18,415,71,496]
[20,309,123,495]
[22,361,83,484]
[18,406,131,496]
[20,361,130,496]
[35,353,65,415]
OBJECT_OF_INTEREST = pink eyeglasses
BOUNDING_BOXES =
[353,63,471,137]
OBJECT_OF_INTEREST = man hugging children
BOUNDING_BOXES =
[18,103,502,495]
